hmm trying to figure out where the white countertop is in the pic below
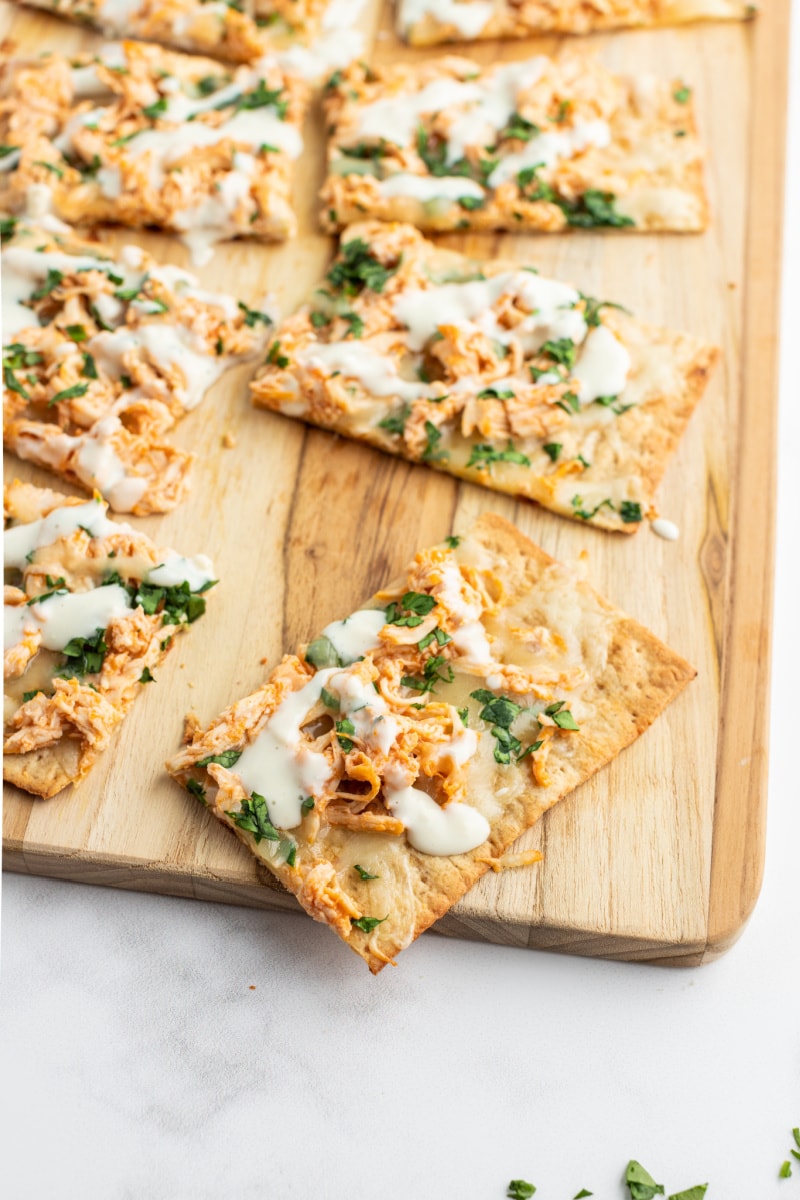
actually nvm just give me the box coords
[2,18,799,1200]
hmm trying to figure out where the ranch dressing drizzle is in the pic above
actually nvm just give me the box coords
[8,584,133,653]
[3,499,123,570]
[445,59,547,165]
[3,605,38,651]
[234,668,339,830]
[393,271,583,351]
[571,324,631,405]
[297,343,432,403]
[88,325,228,410]
[147,555,215,591]
[354,77,483,146]
[487,119,612,188]
[1,247,137,338]
[650,517,680,541]
[377,174,485,203]
[398,0,494,37]
[329,669,398,754]
[383,766,489,856]
[322,609,387,664]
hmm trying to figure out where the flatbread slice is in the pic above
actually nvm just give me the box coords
[167,512,696,972]
[397,0,756,43]
[12,0,366,76]
[0,40,308,258]
[320,54,708,234]
[251,222,718,533]
[4,480,217,798]
[2,218,270,513]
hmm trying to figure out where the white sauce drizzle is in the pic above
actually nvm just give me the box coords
[572,324,631,405]
[398,0,494,37]
[377,174,485,203]
[3,498,123,569]
[322,609,387,664]
[234,668,338,830]
[383,768,489,856]
[487,119,612,188]
[297,342,432,403]
[650,517,680,541]
[147,555,215,591]
[1,247,135,338]
[88,325,227,410]
[6,584,132,653]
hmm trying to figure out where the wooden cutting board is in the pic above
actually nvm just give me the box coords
[2,0,788,966]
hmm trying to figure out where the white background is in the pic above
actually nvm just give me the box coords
[1,15,798,1200]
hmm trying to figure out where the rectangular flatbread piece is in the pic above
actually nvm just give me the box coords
[321,55,708,234]
[251,222,719,533]
[397,0,756,43]
[2,217,271,513]
[0,40,308,257]
[11,0,366,75]
[167,512,696,972]
[4,480,216,799]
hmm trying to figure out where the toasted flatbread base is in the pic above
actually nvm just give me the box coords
[398,0,755,43]
[321,56,709,235]
[251,222,719,532]
[168,513,696,971]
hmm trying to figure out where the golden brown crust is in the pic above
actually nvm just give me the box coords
[3,481,214,799]
[399,0,755,43]
[251,222,719,533]
[167,512,695,972]
[321,56,709,236]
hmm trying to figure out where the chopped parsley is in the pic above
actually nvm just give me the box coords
[301,796,315,815]
[466,442,531,471]
[305,634,342,670]
[327,238,397,295]
[445,535,461,549]
[226,793,280,844]
[33,159,64,178]
[225,81,288,118]
[81,352,98,379]
[134,579,209,624]
[562,189,635,228]
[65,324,87,342]
[139,667,155,683]
[341,310,364,338]
[470,689,544,764]
[417,627,451,652]
[55,628,107,678]
[555,391,581,415]
[351,915,387,933]
[421,420,447,463]
[197,748,242,769]
[335,718,356,752]
[571,495,616,522]
[544,700,579,730]
[48,381,89,407]
[401,655,454,695]
[501,112,541,142]
[378,402,411,437]
[673,84,692,104]
[507,1182,536,1199]
[353,864,378,880]
[619,500,643,524]
[22,690,43,703]
[186,778,207,804]
[541,337,576,368]
[266,340,289,368]
[280,838,297,867]
[625,1161,665,1200]
[309,309,331,328]
[0,216,18,244]
[477,387,515,399]
[319,686,340,710]
[142,95,168,120]
[30,268,63,301]
[667,1188,707,1200]
[238,300,272,328]
[457,195,485,211]
[385,591,436,629]
[580,292,630,328]
[543,443,562,462]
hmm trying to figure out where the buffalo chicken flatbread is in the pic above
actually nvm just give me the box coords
[396,0,755,44]
[4,480,216,799]
[2,218,271,513]
[251,223,718,533]
[0,40,308,259]
[11,0,367,76]
[320,54,707,234]
[167,513,695,971]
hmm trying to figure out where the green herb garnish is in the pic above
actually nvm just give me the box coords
[466,442,531,471]
[197,748,242,769]
[327,238,397,295]
[353,864,378,880]
[351,915,387,933]
[507,1182,536,1199]
[227,793,280,844]
[625,1161,665,1200]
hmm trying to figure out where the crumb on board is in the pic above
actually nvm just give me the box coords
[222,431,237,449]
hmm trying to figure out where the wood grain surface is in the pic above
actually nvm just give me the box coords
[2,0,787,965]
